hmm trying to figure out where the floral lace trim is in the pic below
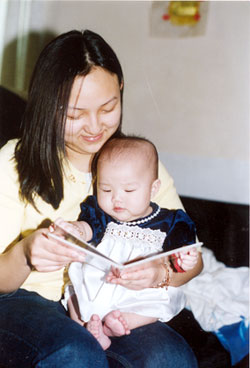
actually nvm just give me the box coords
[104,222,165,252]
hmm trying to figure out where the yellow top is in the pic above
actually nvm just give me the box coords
[0,139,183,301]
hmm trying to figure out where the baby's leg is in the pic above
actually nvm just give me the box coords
[103,310,157,337]
[86,314,111,350]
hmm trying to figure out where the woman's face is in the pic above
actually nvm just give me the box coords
[64,67,122,170]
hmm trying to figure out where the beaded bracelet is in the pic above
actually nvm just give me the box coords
[170,255,185,273]
[153,260,171,289]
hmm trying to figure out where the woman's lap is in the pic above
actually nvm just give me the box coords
[0,289,197,368]
[0,289,108,367]
[107,321,198,368]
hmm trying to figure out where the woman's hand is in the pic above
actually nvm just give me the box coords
[106,249,203,290]
[0,228,85,293]
[106,260,165,290]
[23,228,86,272]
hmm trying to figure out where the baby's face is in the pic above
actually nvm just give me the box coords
[97,155,157,222]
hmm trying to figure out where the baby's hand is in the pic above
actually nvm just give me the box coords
[50,218,85,239]
[175,248,198,271]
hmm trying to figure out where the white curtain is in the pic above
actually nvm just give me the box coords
[0,0,33,96]
[0,0,57,97]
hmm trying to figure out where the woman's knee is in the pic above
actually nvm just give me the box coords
[145,322,198,368]
[0,290,108,367]
[0,321,108,367]
[107,322,197,368]
[36,338,108,367]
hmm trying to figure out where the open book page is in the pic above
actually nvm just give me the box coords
[48,223,203,273]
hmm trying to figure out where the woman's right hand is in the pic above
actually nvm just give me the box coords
[23,228,86,272]
[0,228,86,294]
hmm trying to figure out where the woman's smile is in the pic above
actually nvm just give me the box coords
[81,132,104,143]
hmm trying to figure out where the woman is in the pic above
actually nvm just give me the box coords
[0,29,202,367]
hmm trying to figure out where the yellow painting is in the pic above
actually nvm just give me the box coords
[164,1,201,26]
[150,1,209,38]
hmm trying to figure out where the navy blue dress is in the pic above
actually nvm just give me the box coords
[78,195,196,252]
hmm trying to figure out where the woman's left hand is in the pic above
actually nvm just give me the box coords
[106,260,164,290]
[106,248,203,290]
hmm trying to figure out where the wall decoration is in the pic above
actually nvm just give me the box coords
[150,1,209,38]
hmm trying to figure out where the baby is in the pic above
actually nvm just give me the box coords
[55,136,199,349]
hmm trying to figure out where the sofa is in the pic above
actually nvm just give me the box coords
[169,196,249,368]
[0,86,25,148]
[0,86,249,367]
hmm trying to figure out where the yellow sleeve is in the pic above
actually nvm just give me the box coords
[0,140,92,300]
[153,161,184,211]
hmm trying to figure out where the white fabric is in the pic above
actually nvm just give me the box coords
[181,247,249,331]
[66,222,185,322]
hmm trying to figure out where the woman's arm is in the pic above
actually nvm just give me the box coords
[0,229,86,294]
[106,252,203,290]
[0,239,31,293]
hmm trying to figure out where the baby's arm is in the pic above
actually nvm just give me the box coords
[170,248,199,272]
[53,218,93,242]
[67,292,85,326]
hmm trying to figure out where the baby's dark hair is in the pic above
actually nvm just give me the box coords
[91,135,159,193]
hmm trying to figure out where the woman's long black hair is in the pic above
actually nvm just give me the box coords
[15,30,124,209]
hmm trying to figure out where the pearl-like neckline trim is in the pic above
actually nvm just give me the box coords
[117,205,160,226]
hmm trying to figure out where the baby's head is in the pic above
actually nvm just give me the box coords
[92,136,161,222]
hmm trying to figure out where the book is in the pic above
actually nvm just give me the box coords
[48,223,203,273]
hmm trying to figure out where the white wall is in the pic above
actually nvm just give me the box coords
[2,1,249,204]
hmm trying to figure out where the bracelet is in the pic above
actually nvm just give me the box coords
[170,255,185,273]
[153,260,171,289]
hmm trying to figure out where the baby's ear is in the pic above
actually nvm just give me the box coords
[151,179,161,199]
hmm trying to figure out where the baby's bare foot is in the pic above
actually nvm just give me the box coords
[103,310,131,337]
[86,314,111,350]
